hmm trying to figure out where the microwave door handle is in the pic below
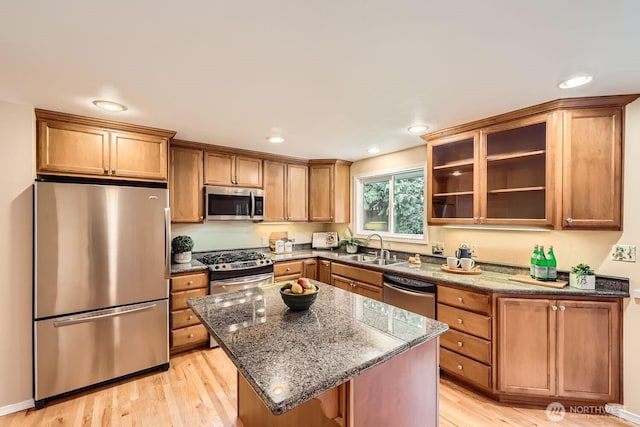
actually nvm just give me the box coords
[250,192,255,218]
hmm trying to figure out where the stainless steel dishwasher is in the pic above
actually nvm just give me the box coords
[382,273,436,319]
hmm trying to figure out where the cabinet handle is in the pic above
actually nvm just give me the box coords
[551,305,558,311]
[479,217,485,223]
[457,318,463,324]
[457,297,463,302]
[188,333,194,339]
[188,315,193,320]
[103,167,108,174]
[457,341,463,347]
[111,168,116,174]
[559,305,566,311]
[473,217,478,223]
[566,217,573,224]
[457,364,463,370]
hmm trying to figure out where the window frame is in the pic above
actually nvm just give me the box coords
[353,164,427,243]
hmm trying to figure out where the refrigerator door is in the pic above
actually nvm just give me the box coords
[35,300,169,401]
[35,181,170,319]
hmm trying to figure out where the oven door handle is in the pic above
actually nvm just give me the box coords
[212,274,274,287]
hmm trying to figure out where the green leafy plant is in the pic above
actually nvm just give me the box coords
[172,235,194,254]
[340,227,366,247]
[571,263,594,276]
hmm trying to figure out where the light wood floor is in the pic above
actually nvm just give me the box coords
[0,348,633,427]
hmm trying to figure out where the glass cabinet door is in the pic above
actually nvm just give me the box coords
[427,131,479,223]
[481,113,553,225]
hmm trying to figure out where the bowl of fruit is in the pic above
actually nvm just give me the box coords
[280,278,319,311]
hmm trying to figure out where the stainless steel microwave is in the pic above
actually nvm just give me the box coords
[205,186,264,221]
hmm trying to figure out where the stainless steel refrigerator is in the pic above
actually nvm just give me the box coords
[33,181,170,408]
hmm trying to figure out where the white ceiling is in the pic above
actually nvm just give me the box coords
[1,1,639,161]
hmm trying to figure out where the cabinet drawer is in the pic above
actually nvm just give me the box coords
[171,272,209,292]
[440,348,491,389]
[171,324,208,348]
[171,288,208,311]
[274,260,303,277]
[331,262,383,287]
[437,303,491,340]
[440,329,491,365]
[438,286,490,314]
[171,308,201,330]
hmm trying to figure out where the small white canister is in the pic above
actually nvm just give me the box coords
[285,240,293,253]
[275,240,285,254]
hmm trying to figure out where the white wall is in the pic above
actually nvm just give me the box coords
[346,99,640,415]
[0,100,35,412]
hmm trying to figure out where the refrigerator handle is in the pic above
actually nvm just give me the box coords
[165,207,171,279]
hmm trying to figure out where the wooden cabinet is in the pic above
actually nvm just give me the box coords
[427,113,555,226]
[170,271,209,354]
[330,262,383,301]
[204,152,262,188]
[424,95,639,229]
[36,109,174,182]
[274,260,304,282]
[169,146,203,223]
[303,258,318,281]
[319,259,331,284]
[308,160,351,223]
[264,161,308,221]
[497,297,621,402]
[437,284,492,391]
[559,108,623,229]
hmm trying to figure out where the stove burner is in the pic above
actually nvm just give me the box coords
[196,251,272,271]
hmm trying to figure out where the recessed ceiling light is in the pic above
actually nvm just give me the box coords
[407,124,429,133]
[558,74,593,89]
[267,136,285,143]
[367,147,380,154]
[92,100,127,112]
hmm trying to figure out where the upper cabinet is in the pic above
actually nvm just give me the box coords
[170,146,203,223]
[308,160,352,223]
[36,109,175,182]
[264,160,308,222]
[204,152,262,188]
[424,95,639,229]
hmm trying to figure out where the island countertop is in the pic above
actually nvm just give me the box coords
[188,280,449,415]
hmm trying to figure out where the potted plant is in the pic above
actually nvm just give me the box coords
[569,263,596,290]
[172,235,194,264]
[340,227,365,254]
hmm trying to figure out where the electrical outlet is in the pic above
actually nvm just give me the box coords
[261,236,268,245]
[611,244,636,262]
[470,245,478,258]
[432,242,444,255]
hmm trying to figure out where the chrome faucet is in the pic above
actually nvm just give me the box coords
[366,233,389,259]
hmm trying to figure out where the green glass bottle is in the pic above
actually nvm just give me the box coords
[530,245,539,278]
[535,245,548,281]
[547,246,557,281]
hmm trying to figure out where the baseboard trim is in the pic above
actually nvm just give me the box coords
[606,404,640,425]
[0,399,34,416]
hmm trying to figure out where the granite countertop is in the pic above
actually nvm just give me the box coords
[188,281,449,415]
[171,249,629,297]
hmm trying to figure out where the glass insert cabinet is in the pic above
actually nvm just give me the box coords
[427,113,555,226]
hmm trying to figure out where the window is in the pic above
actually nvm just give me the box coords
[354,166,425,241]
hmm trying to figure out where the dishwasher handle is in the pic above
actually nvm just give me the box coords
[383,282,436,318]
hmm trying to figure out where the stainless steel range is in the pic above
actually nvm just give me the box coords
[195,250,274,347]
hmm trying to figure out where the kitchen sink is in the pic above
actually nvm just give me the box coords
[363,258,407,266]
[338,254,377,262]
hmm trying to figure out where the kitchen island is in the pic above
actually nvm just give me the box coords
[188,281,448,427]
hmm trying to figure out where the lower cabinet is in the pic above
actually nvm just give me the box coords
[303,258,318,281]
[319,259,331,284]
[170,271,209,354]
[274,258,318,282]
[330,262,383,301]
[497,297,621,402]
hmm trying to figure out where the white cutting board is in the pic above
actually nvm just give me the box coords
[312,232,339,248]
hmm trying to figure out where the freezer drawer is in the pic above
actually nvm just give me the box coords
[34,300,169,402]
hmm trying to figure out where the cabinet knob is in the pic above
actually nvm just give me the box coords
[199,216,204,221]
[103,167,108,174]
[351,283,355,287]
[551,305,558,311]
[457,341,463,347]
[457,297,463,302]
[566,217,573,224]
[479,217,485,223]
[457,364,463,370]
[188,333,194,339]
[187,280,194,285]
[188,315,193,320]
[457,318,463,324]
[286,268,291,272]
[473,217,478,223]
[111,168,116,174]
[559,305,566,311]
